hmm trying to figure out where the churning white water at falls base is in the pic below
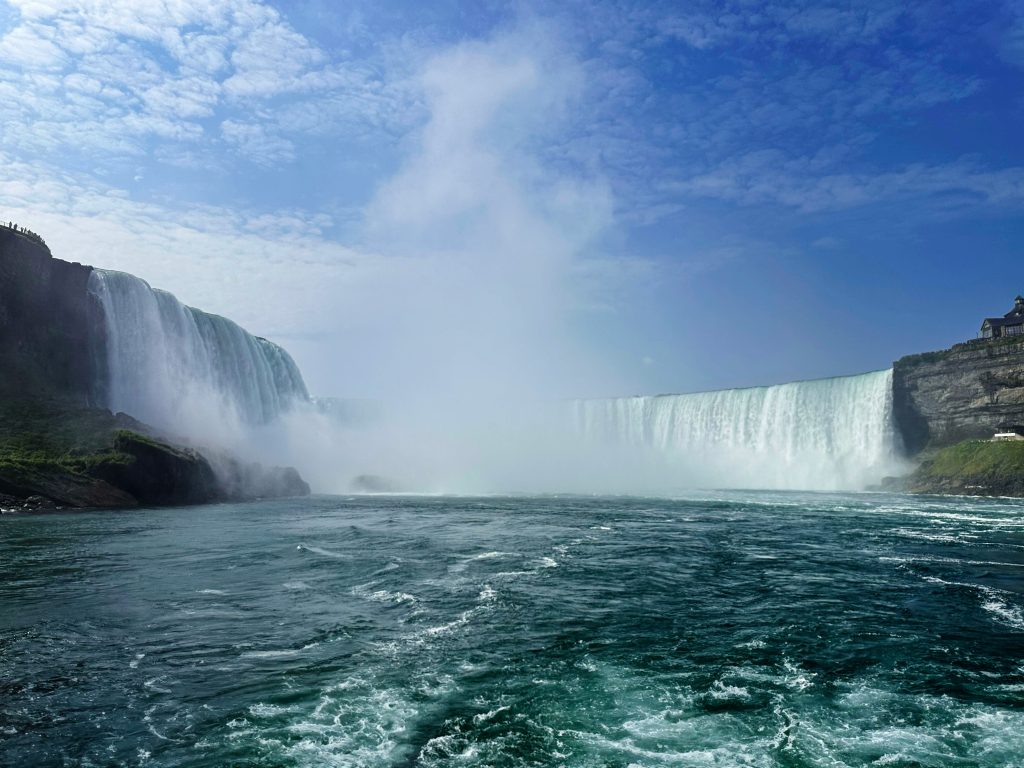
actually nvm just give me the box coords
[572,369,904,491]
[88,269,308,436]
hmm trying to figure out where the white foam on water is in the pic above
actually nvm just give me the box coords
[143,677,172,694]
[351,584,418,605]
[980,593,1024,631]
[449,551,519,574]
[240,649,301,659]
[229,671,459,768]
[472,705,510,724]
[781,660,815,692]
[249,703,295,717]
[917,575,1024,631]
[737,639,767,649]
[296,544,351,560]
[477,585,497,602]
[706,680,750,702]
[421,608,478,638]
[881,554,1024,569]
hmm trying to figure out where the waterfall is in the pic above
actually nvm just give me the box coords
[572,370,903,491]
[88,269,308,433]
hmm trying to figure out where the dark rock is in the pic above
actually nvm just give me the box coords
[1,229,312,510]
[0,399,310,509]
[872,476,909,492]
[0,459,137,508]
[91,430,311,506]
[91,431,221,506]
[0,227,105,403]
[208,453,311,500]
[351,474,401,493]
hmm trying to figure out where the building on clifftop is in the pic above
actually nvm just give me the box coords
[980,295,1024,339]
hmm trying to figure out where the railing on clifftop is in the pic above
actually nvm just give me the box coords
[2,220,48,250]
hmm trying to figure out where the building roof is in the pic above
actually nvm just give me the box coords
[982,316,1024,328]
[980,296,1024,329]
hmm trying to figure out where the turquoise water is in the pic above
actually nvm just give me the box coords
[2,493,1023,767]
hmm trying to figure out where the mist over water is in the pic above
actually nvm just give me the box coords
[87,268,908,494]
[254,372,906,495]
[82,30,911,496]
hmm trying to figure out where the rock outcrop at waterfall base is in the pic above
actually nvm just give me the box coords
[0,227,310,510]
[0,398,310,511]
[897,439,1024,497]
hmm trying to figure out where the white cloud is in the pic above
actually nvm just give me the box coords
[0,0,407,166]
[0,22,64,67]
[669,153,1024,213]
[0,14,631,403]
[351,25,618,402]
[0,149,363,347]
[221,119,294,164]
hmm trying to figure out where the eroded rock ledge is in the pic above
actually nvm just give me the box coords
[893,337,1024,454]
[0,399,309,511]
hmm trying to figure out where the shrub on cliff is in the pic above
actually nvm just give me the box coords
[908,440,1024,496]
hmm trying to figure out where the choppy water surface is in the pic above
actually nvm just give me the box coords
[2,493,1023,767]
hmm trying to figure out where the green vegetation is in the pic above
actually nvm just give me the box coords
[0,398,143,471]
[0,398,144,506]
[0,397,308,508]
[896,348,954,367]
[908,439,1024,496]
[896,336,1024,369]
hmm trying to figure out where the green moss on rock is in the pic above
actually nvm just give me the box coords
[906,439,1024,496]
[0,398,310,509]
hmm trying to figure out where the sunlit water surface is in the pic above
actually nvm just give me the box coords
[2,493,1023,767]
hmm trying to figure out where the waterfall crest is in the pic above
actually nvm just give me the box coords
[88,269,308,432]
[573,369,903,491]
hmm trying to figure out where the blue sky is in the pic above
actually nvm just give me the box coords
[0,0,1022,398]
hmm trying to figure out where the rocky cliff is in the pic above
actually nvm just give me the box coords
[0,396,310,510]
[892,337,1024,454]
[0,227,311,508]
[0,227,104,401]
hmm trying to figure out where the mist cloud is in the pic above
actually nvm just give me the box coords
[337,25,614,405]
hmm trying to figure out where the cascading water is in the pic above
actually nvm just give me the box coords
[88,269,308,434]
[572,369,904,491]
[84,268,904,494]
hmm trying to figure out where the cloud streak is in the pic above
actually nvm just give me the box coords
[0,0,408,166]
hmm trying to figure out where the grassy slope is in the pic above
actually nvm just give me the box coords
[909,440,1024,495]
[0,398,136,466]
[0,399,143,505]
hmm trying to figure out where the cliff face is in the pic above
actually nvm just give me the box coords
[0,228,311,508]
[893,338,1024,454]
[0,228,104,401]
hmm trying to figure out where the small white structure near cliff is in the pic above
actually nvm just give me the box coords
[992,427,1024,441]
